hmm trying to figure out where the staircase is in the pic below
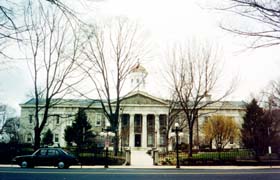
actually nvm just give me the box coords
[130,150,154,167]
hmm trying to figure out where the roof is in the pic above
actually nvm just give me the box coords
[168,99,246,111]
[20,93,246,110]
[21,98,102,108]
[120,91,169,106]
[207,101,247,110]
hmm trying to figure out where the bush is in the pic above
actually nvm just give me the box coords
[0,143,33,164]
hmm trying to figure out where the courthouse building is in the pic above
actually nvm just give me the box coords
[19,64,246,150]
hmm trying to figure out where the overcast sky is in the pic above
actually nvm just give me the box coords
[1,0,279,113]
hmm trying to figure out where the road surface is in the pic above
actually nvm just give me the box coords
[0,167,279,180]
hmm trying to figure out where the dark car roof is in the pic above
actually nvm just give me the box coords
[38,147,63,150]
[36,147,68,153]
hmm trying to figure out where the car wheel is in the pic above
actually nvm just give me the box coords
[20,161,28,168]
[58,161,66,169]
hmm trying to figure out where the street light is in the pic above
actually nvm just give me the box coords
[268,127,272,167]
[171,122,183,168]
[100,127,115,168]
[218,142,222,160]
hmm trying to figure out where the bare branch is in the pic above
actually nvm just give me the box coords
[79,18,147,155]
[166,41,235,156]
[24,3,84,149]
[220,0,280,48]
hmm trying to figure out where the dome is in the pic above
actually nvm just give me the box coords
[131,63,148,74]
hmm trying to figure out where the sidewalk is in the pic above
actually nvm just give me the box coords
[3,164,280,169]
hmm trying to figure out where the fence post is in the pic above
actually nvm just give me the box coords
[124,148,131,165]
[153,149,159,165]
[152,147,156,158]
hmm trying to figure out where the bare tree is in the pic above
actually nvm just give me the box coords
[262,80,280,108]
[221,0,280,48]
[0,104,17,132]
[81,18,146,155]
[24,3,84,150]
[167,42,234,157]
[164,92,181,153]
[2,117,20,143]
[0,0,80,58]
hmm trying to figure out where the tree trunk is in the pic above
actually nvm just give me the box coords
[188,128,193,157]
[165,133,169,153]
[34,127,41,151]
[114,133,119,156]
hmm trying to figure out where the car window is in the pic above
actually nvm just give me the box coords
[38,149,47,156]
[61,149,69,155]
[47,149,59,156]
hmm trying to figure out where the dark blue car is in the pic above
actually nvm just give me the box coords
[12,148,79,169]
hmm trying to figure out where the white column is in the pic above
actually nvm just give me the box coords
[129,114,135,148]
[142,114,147,148]
[155,114,160,148]
[168,136,173,151]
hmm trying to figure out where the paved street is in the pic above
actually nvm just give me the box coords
[0,167,280,180]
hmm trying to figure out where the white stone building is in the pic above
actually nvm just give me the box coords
[19,65,246,150]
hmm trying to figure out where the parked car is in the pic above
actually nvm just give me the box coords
[12,147,79,169]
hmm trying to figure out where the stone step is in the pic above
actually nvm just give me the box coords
[130,150,154,166]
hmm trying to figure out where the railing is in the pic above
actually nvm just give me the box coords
[159,149,258,165]
[73,149,126,165]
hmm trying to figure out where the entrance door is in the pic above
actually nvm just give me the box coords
[135,134,141,147]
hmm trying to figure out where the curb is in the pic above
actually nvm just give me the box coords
[2,164,280,169]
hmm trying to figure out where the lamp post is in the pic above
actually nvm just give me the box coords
[218,142,222,160]
[100,127,115,168]
[268,127,272,168]
[171,122,183,168]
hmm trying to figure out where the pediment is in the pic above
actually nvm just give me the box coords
[120,92,168,106]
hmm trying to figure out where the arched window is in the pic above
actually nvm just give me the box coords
[27,133,33,143]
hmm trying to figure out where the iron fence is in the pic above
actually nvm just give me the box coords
[67,147,126,165]
[158,149,279,165]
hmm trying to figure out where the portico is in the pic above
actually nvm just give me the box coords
[121,113,167,150]
[118,91,169,150]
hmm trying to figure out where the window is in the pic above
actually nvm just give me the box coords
[147,133,154,146]
[54,134,59,143]
[134,114,142,133]
[54,115,59,125]
[147,115,155,133]
[29,115,33,124]
[47,149,58,156]
[159,115,167,127]
[204,116,210,122]
[27,134,32,142]
[230,136,234,144]
[67,120,72,126]
[148,119,154,127]
[39,149,47,156]
[95,114,102,126]
[67,115,72,126]
[134,114,142,126]
[160,134,166,146]
[136,119,141,126]
[121,114,129,127]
